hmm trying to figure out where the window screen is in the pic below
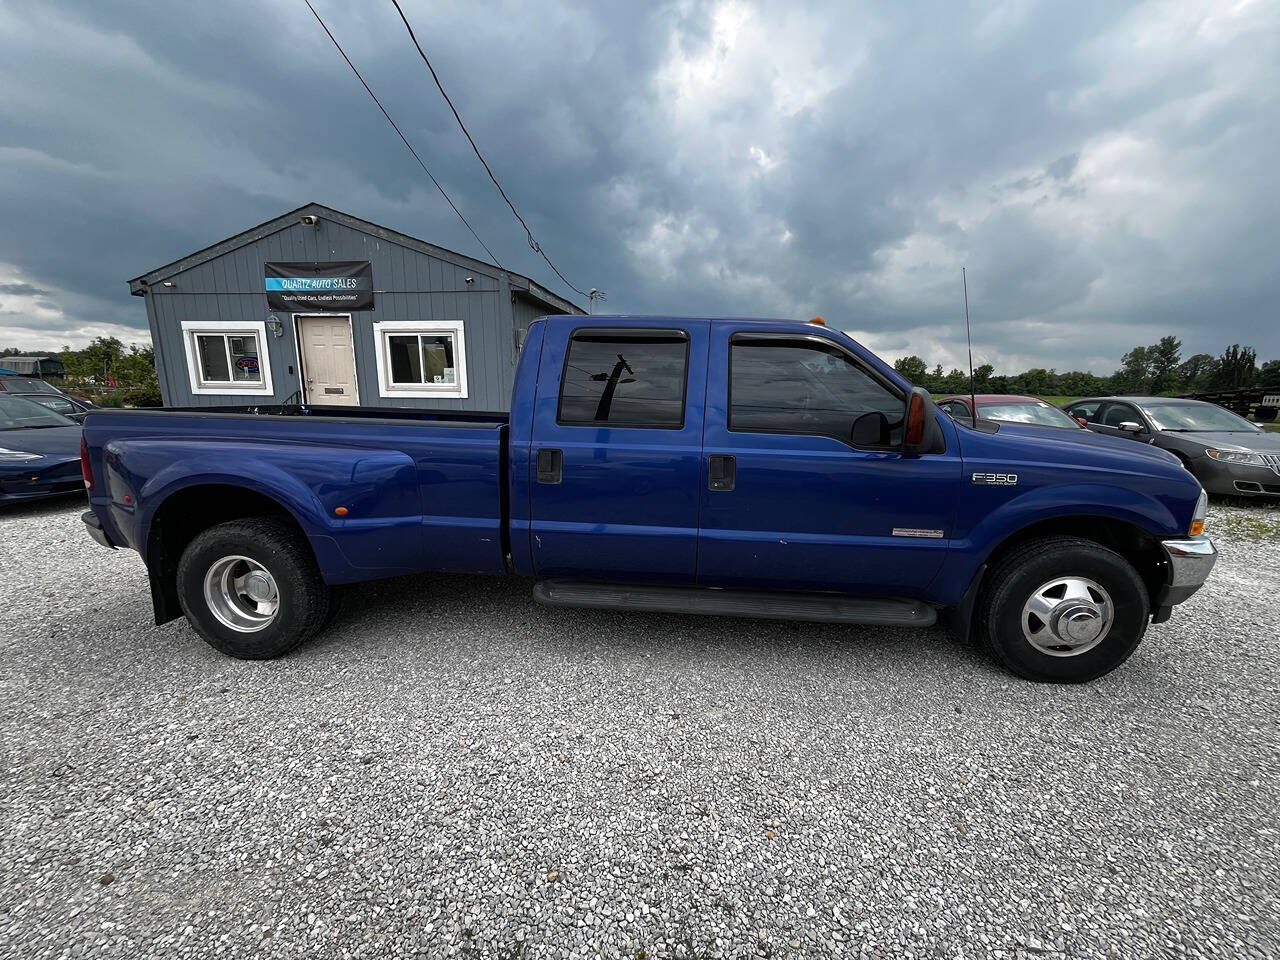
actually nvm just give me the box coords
[730,337,904,446]
[196,335,231,383]
[387,333,458,386]
[558,332,688,427]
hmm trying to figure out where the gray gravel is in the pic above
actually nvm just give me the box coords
[1,494,1277,959]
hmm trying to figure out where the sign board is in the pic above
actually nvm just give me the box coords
[264,261,373,311]
[1263,394,1280,408]
[235,355,259,371]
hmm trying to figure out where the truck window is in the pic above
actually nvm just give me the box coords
[558,330,688,428]
[730,336,904,447]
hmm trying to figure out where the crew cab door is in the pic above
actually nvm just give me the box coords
[697,323,961,594]
[528,318,709,581]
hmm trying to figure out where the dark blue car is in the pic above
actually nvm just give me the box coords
[0,394,84,503]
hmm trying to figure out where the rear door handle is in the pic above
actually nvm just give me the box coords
[536,448,563,484]
[708,454,735,491]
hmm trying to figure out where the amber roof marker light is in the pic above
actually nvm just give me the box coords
[809,316,826,326]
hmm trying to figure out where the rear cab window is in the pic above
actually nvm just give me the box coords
[557,330,689,428]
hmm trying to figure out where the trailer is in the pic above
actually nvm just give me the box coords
[1182,387,1280,422]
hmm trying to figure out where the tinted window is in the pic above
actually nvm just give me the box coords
[558,331,688,428]
[1068,401,1102,422]
[1100,403,1139,428]
[730,337,904,446]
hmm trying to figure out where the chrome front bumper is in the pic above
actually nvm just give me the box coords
[1152,536,1217,620]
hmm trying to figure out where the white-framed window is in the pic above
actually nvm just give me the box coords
[372,320,468,399]
[180,320,274,395]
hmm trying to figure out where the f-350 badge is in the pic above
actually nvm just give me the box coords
[971,471,1019,485]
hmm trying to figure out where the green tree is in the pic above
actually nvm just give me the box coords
[1147,336,1182,394]
[114,344,157,388]
[1114,345,1152,393]
[63,336,125,381]
[1176,354,1217,392]
[893,355,929,384]
[1259,359,1280,389]
[1209,344,1257,390]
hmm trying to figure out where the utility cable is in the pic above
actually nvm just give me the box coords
[389,0,587,301]
[303,0,503,268]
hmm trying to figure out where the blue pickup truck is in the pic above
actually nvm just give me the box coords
[81,316,1216,682]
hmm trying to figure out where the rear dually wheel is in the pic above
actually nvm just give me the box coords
[175,517,331,659]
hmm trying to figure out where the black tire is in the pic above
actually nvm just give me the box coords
[977,536,1149,683]
[175,517,331,659]
[1255,406,1278,423]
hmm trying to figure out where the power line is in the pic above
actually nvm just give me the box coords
[389,0,588,301]
[302,0,502,268]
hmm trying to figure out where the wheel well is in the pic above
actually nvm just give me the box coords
[146,484,307,625]
[983,516,1166,605]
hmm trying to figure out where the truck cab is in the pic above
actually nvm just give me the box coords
[82,315,1216,683]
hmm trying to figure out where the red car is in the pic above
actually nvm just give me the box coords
[937,394,1083,430]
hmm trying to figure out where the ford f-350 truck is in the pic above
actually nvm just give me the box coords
[81,316,1216,682]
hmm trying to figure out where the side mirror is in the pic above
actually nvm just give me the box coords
[903,386,938,454]
[851,411,890,446]
[1074,416,1089,428]
[1118,421,1144,434]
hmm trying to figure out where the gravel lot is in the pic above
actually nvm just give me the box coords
[1,496,1277,959]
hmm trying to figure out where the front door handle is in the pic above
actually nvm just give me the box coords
[536,448,563,484]
[708,454,736,491]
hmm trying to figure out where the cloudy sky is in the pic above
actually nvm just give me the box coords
[0,0,1276,374]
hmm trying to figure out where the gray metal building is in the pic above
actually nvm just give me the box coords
[129,202,584,411]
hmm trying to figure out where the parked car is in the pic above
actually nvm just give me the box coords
[82,316,1215,683]
[0,394,85,503]
[0,375,96,408]
[22,392,93,422]
[938,394,1083,430]
[1064,396,1280,498]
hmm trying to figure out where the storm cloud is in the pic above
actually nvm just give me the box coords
[0,0,1276,372]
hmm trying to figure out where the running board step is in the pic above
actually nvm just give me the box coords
[532,580,936,627]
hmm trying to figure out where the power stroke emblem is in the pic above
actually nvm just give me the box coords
[972,471,1019,486]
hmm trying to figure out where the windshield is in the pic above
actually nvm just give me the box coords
[0,393,77,429]
[0,377,58,395]
[1142,402,1256,432]
[977,401,1080,429]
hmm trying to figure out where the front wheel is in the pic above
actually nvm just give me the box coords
[977,536,1149,683]
[175,517,331,659]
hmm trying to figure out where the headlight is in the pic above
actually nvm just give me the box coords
[0,448,43,462]
[1189,488,1207,537]
[1205,449,1266,465]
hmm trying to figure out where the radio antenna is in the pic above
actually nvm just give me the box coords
[963,266,976,420]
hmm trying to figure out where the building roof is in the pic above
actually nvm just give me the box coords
[127,201,584,316]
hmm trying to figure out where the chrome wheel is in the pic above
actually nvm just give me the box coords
[202,555,280,633]
[1021,576,1114,658]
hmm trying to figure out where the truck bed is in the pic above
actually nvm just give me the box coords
[83,405,511,586]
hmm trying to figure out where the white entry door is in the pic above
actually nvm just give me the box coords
[297,315,359,406]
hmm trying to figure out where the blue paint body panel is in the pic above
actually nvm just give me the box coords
[83,317,1204,614]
